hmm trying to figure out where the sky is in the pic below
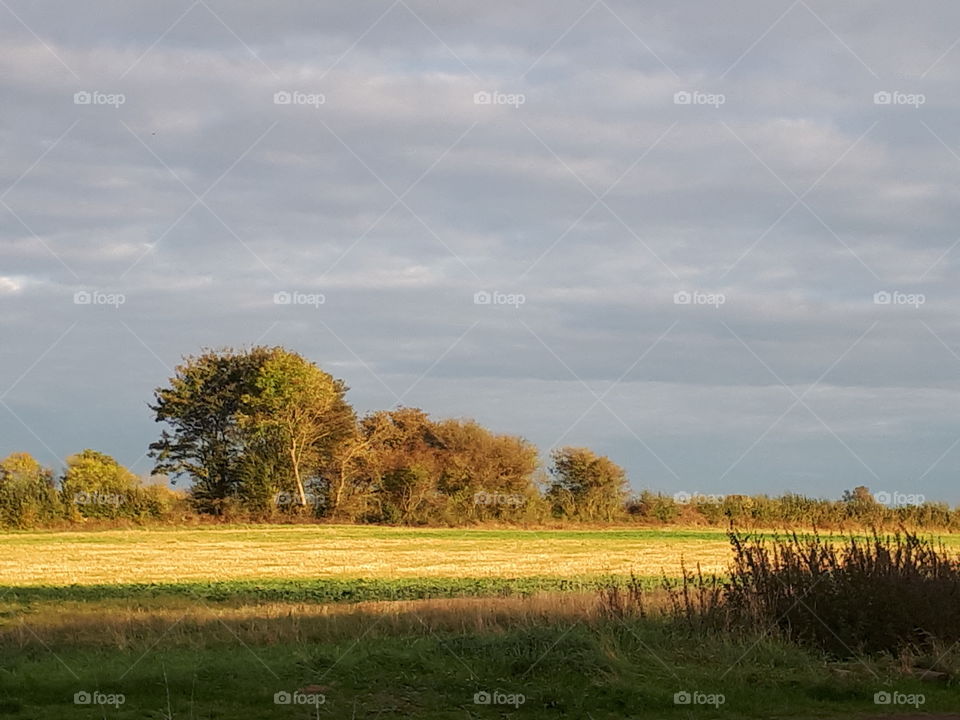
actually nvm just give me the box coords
[2,1,960,504]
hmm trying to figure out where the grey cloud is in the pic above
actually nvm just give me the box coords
[3,0,960,500]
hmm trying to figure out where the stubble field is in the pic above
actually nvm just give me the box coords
[0,525,738,586]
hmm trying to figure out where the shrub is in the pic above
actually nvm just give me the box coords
[725,531,960,656]
[632,530,960,658]
[0,453,62,528]
[61,450,183,522]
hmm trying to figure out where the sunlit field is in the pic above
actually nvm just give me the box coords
[0,525,742,586]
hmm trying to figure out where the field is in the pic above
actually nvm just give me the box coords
[3,525,960,718]
[0,525,740,586]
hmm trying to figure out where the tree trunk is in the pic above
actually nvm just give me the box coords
[291,442,307,507]
[333,466,345,516]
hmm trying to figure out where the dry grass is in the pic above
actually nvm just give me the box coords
[3,592,601,648]
[0,525,734,585]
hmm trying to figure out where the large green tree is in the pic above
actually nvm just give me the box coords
[150,348,271,512]
[149,346,354,513]
[238,349,354,509]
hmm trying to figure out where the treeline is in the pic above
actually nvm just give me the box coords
[0,450,180,527]
[627,488,960,531]
[1,447,957,530]
[146,346,627,525]
[0,345,956,530]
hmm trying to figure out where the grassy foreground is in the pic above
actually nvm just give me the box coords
[4,525,960,718]
[3,594,957,719]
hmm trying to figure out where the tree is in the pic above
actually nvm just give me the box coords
[238,349,354,510]
[841,484,882,525]
[354,407,443,523]
[842,486,874,504]
[0,452,61,527]
[149,346,354,514]
[61,449,141,519]
[432,418,541,521]
[546,447,628,521]
[320,431,377,521]
[337,409,544,524]
[150,347,274,512]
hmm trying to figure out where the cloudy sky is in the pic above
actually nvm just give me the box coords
[2,1,960,503]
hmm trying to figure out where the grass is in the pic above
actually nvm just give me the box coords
[4,525,960,718]
[3,593,958,719]
[0,575,639,607]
